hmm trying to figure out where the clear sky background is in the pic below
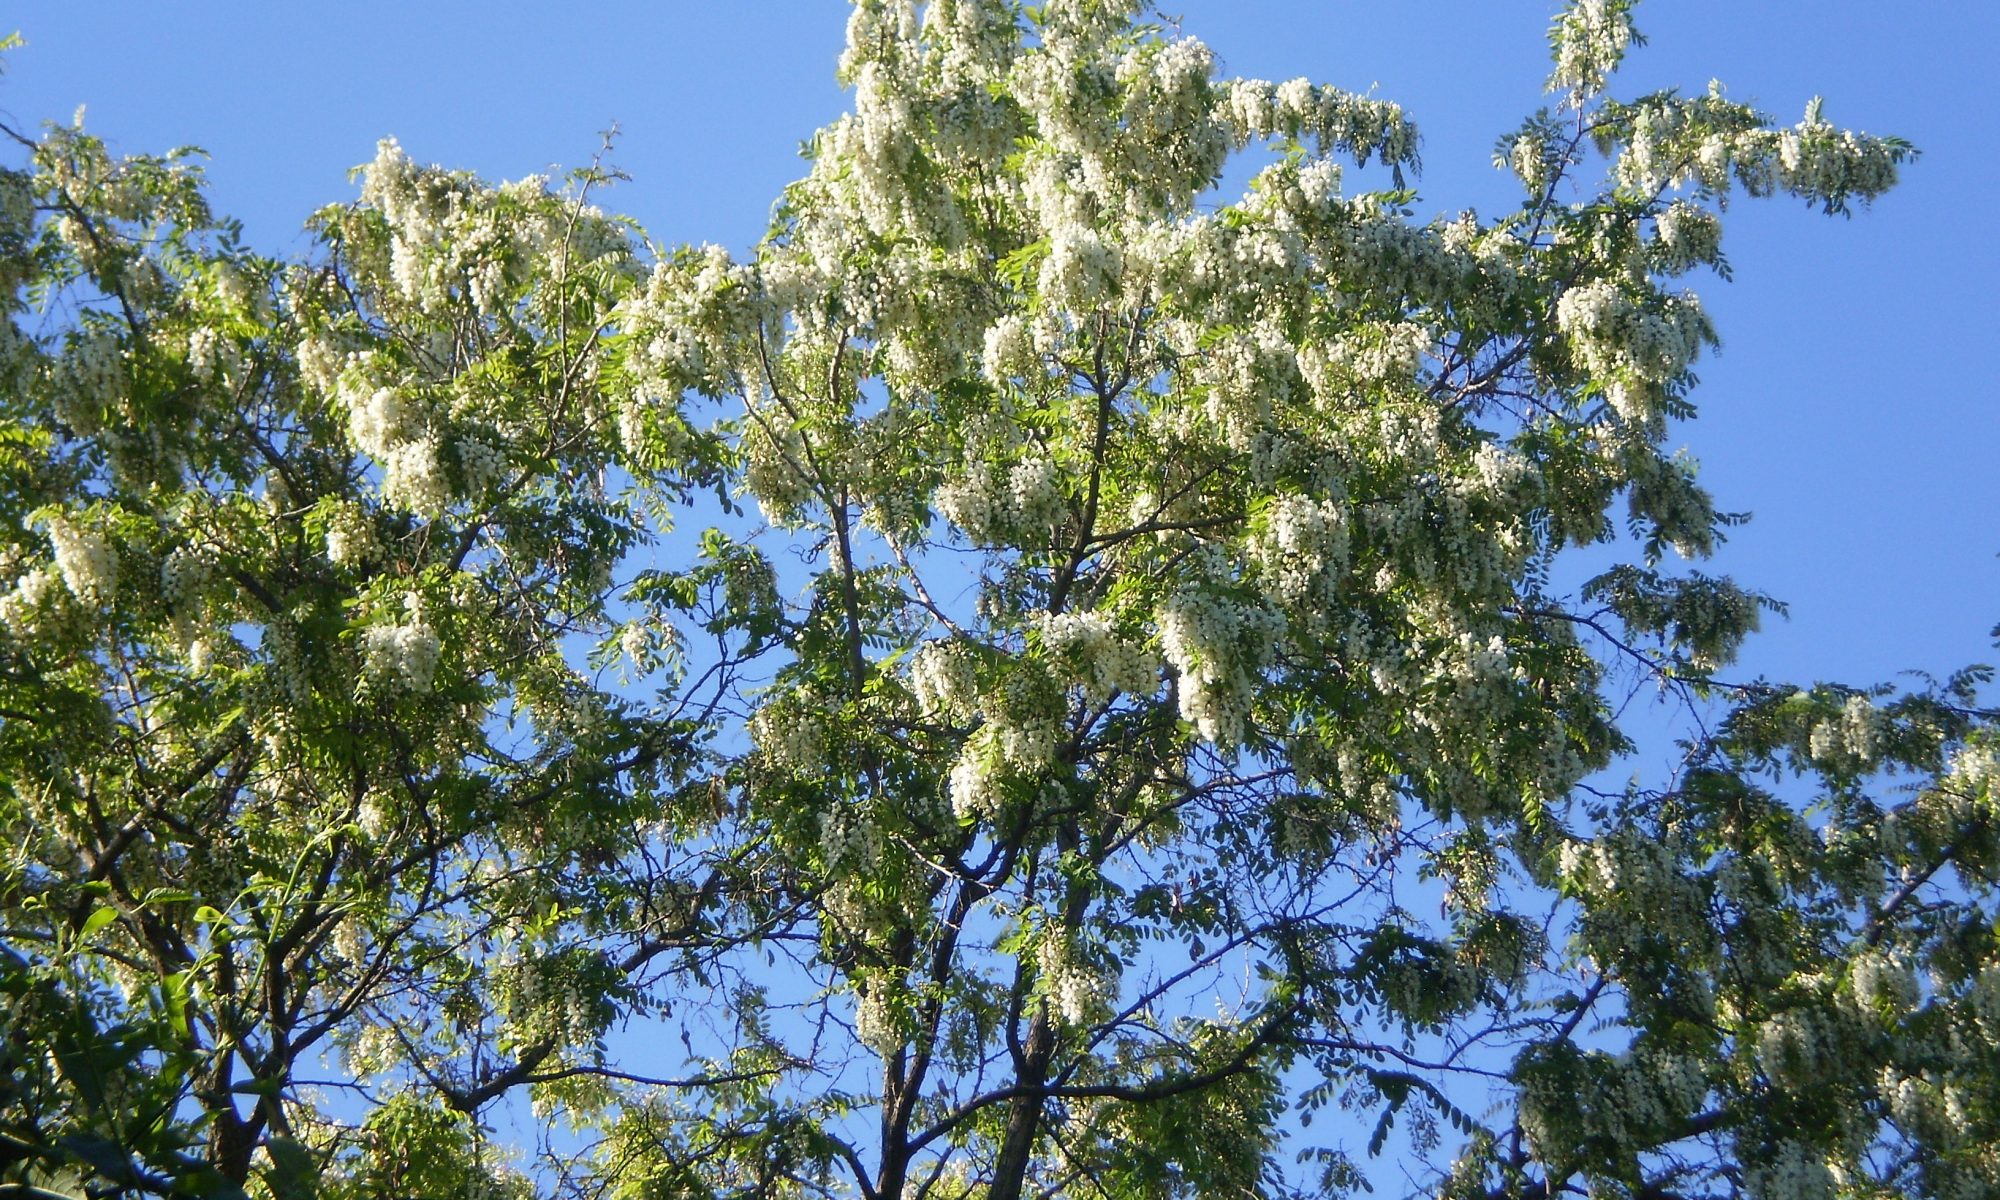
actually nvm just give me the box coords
[4,1,1995,694]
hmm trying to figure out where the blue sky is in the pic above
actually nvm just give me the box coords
[5,1,1995,692]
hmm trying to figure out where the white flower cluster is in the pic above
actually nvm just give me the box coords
[357,789,396,840]
[818,804,883,871]
[340,368,458,516]
[1158,214,1309,324]
[843,62,926,235]
[261,617,311,706]
[825,0,1014,248]
[0,567,61,639]
[40,129,156,222]
[159,556,212,664]
[740,410,819,526]
[184,325,245,387]
[948,740,1000,820]
[261,468,293,519]
[1037,933,1119,1026]
[848,62,932,238]
[1007,458,1065,530]
[819,876,887,939]
[983,664,1065,769]
[1757,1004,1853,1092]
[910,639,981,721]
[1876,1066,1982,1162]
[1760,99,1905,209]
[1362,403,1442,472]
[1039,219,1123,311]
[1519,1046,1708,1166]
[1191,321,1297,452]
[750,701,827,775]
[916,0,1017,88]
[1612,101,1678,197]
[1433,631,1523,726]
[1333,321,1431,389]
[1034,610,1159,702]
[382,439,450,517]
[1560,832,1715,964]
[1808,694,1882,772]
[507,954,606,1050]
[934,418,1068,547]
[1547,0,1634,101]
[456,437,506,496]
[358,137,593,318]
[1970,963,2000,1046]
[1652,199,1723,273]
[1472,441,1542,505]
[980,314,1038,386]
[616,618,678,679]
[324,502,379,567]
[618,245,752,405]
[293,329,347,398]
[342,1022,402,1081]
[1111,37,1229,212]
[1008,53,1119,188]
[854,985,904,1057]
[48,515,119,605]
[1613,91,1907,215]
[361,593,441,695]
[1509,132,1550,192]
[1222,78,1416,166]
[1251,493,1349,611]
[1301,205,1504,325]
[1556,280,1712,426]
[1847,947,1918,1016]
[324,919,370,981]
[1376,947,1480,1028]
[1740,1140,1836,1200]
[49,208,112,280]
[1515,1044,1714,1186]
[159,547,211,619]
[1159,584,1284,747]
[1939,738,1998,818]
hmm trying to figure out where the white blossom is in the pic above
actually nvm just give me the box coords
[48,516,118,605]
[1548,0,1635,101]
[1159,584,1284,747]
[324,503,379,567]
[911,639,981,720]
[1034,611,1159,701]
[0,567,61,638]
[361,593,441,694]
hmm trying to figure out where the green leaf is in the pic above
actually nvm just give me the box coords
[162,970,193,1040]
[80,905,118,939]
[1367,1109,1393,1157]
[261,1136,319,1200]
[58,1133,141,1185]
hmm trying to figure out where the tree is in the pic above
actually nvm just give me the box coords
[0,56,743,1196]
[0,4,1992,1199]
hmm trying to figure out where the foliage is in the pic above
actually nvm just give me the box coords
[0,5,1988,1199]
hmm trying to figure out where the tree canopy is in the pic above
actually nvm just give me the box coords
[1,5,1994,1200]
